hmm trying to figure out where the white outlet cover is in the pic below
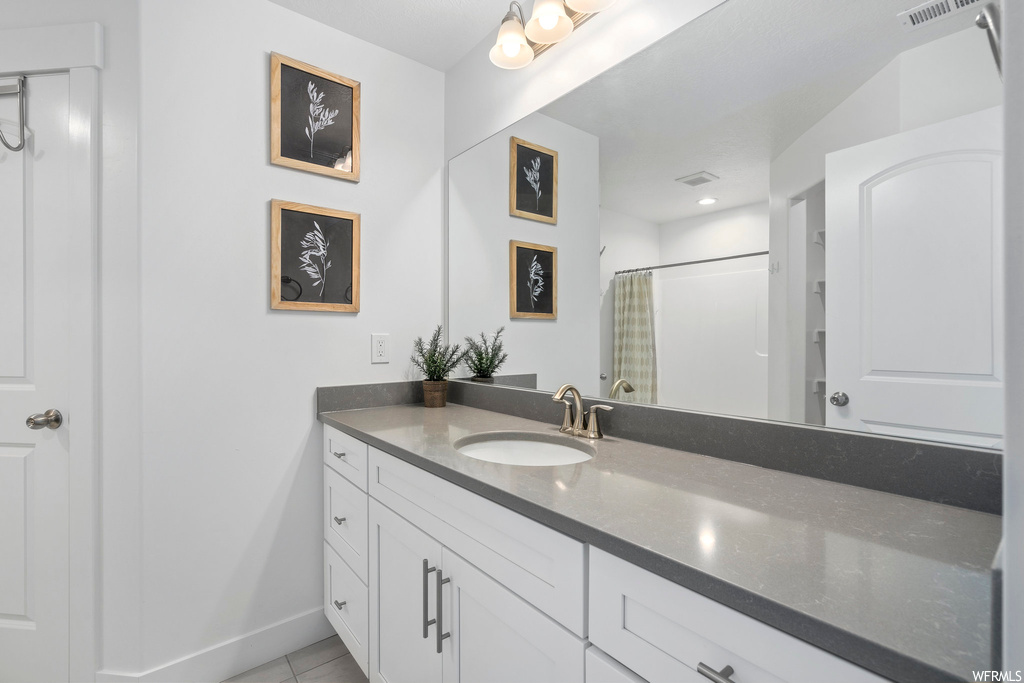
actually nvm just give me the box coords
[371,333,390,364]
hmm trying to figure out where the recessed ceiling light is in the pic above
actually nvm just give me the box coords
[697,197,718,206]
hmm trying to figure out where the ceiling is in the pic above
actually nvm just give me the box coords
[267,0,510,72]
[539,0,982,224]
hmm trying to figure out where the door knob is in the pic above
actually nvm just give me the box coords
[829,392,850,407]
[26,409,62,430]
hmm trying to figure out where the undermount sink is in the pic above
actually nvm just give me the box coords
[452,431,595,466]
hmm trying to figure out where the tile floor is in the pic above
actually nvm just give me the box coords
[222,635,367,683]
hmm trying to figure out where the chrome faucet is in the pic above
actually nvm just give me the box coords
[553,384,584,436]
[552,384,613,439]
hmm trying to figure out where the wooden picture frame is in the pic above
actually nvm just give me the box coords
[509,240,557,319]
[509,137,558,224]
[271,52,361,182]
[271,199,360,312]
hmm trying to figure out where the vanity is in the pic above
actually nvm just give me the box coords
[317,393,1000,683]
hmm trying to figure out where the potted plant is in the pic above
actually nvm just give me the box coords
[411,325,466,408]
[464,327,509,383]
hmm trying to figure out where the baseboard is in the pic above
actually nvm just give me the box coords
[95,607,334,683]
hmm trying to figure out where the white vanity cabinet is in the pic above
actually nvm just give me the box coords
[589,548,887,683]
[322,425,370,674]
[368,499,585,683]
[321,422,890,683]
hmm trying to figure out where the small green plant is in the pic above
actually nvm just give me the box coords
[464,327,509,379]
[411,325,466,381]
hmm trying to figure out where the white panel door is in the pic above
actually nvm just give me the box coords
[368,500,443,683]
[440,548,585,683]
[826,107,1003,447]
[0,74,71,682]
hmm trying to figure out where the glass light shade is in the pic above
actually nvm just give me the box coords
[525,0,573,44]
[564,0,616,12]
[489,15,534,69]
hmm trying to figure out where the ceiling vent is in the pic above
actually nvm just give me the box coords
[676,171,719,188]
[898,0,983,31]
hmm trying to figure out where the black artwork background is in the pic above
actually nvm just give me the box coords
[514,144,555,218]
[514,246,554,314]
[280,209,353,304]
[280,63,353,168]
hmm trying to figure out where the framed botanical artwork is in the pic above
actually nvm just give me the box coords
[509,240,557,319]
[509,137,558,224]
[271,52,361,182]
[271,199,360,312]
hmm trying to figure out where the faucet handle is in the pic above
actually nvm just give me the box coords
[584,404,613,439]
[558,399,575,434]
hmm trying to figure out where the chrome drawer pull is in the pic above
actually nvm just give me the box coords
[333,516,346,525]
[697,663,735,683]
[332,451,346,459]
[333,600,347,610]
[436,570,451,654]
[423,559,436,639]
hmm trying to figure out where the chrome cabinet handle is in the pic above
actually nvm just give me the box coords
[436,569,451,653]
[332,451,346,459]
[333,599,346,610]
[829,391,850,407]
[697,663,735,683]
[333,516,346,525]
[423,559,436,639]
[26,409,62,430]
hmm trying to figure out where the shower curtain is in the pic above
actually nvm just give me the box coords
[613,271,658,404]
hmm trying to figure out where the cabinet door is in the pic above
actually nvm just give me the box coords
[585,648,658,683]
[369,499,443,683]
[441,548,585,683]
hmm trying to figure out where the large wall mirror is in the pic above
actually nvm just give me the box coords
[448,0,1005,450]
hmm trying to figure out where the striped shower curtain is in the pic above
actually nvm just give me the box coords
[613,272,658,404]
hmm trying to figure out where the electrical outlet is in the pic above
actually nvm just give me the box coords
[371,333,390,364]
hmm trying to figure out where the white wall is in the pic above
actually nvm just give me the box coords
[660,202,769,262]
[767,27,1003,422]
[598,207,660,397]
[443,0,727,160]
[135,1,444,678]
[449,113,600,396]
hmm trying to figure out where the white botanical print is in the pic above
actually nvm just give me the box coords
[527,254,544,309]
[299,221,332,298]
[524,156,542,211]
[304,81,339,158]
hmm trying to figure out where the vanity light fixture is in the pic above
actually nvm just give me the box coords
[698,197,718,206]
[490,0,616,69]
[489,2,535,69]
[526,0,574,44]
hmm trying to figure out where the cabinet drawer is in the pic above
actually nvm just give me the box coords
[324,465,369,583]
[325,542,368,675]
[369,447,586,637]
[323,424,368,491]
[589,548,886,683]
[586,647,659,683]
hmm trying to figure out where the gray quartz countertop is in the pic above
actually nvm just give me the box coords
[319,404,1000,683]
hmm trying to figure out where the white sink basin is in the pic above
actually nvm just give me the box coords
[453,431,594,466]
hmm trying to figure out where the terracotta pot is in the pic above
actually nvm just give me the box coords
[471,376,495,384]
[423,380,448,408]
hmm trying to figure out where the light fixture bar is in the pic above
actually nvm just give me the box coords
[529,8,595,58]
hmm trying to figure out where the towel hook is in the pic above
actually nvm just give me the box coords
[0,76,26,152]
